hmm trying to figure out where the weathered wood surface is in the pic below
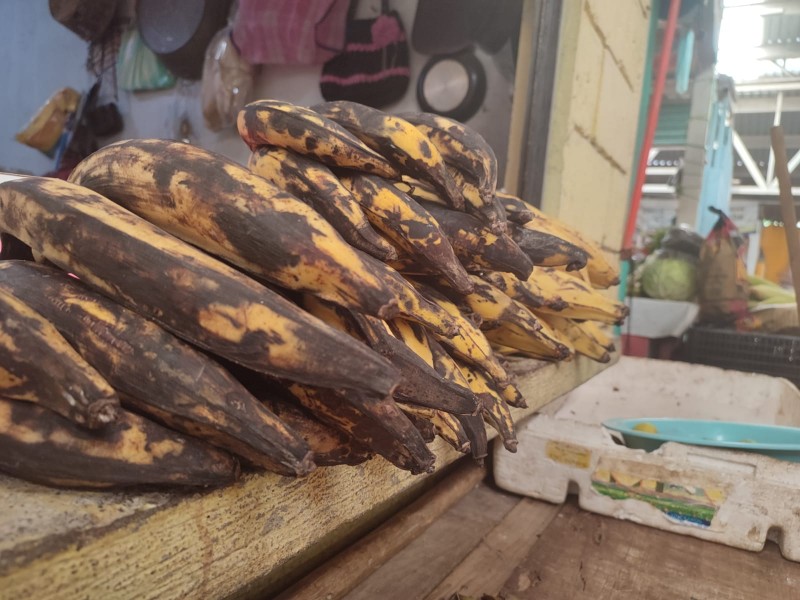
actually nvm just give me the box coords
[0,356,612,600]
[279,460,488,600]
[500,500,800,599]
[344,491,800,600]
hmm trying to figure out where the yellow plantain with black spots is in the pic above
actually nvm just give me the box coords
[575,320,616,352]
[484,318,573,361]
[454,359,517,453]
[248,145,397,261]
[237,99,398,177]
[494,191,534,225]
[427,335,487,460]
[481,270,569,312]
[454,274,544,333]
[0,288,119,429]
[313,101,465,210]
[0,261,314,476]
[506,221,588,271]
[409,280,511,385]
[403,407,437,443]
[349,312,480,416]
[341,174,474,294]
[536,313,610,363]
[398,403,471,454]
[0,399,239,488]
[259,395,373,467]
[418,201,533,279]
[399,112,497,208]
[69,139,400,319]
[285,382,435,474]
[527,267,629,324]
[313,253,458,339]
[519,199,620,288]
[0,177,399,397]
[445,165,505,233]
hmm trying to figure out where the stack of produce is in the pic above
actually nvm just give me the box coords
[0,100,626,489]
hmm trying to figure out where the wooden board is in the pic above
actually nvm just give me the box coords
[0,356,613,600]
[344,483,522,600]
[500,500,800,599]
[425,498,560,600]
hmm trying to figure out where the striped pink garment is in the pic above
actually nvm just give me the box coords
[232,0,350,65]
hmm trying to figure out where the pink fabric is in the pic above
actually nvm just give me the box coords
[320,66,410,85]
[233,0,350,65]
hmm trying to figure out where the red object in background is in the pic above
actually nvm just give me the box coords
[622,0,682,253]
[622,334,682,360]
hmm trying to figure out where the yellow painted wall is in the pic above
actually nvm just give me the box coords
[540,0,651,270]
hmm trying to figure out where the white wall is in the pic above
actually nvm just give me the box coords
[0,0,514,176]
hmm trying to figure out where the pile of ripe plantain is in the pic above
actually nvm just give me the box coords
[0,100,627,489]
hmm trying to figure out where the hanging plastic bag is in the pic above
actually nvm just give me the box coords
[696,208,749,324]
[117,28,176,91]
[15,87,81,156]
[201,27,256,132]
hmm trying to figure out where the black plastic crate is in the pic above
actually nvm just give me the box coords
[683,326,800,388]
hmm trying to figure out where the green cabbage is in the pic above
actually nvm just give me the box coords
[640,256,696,301]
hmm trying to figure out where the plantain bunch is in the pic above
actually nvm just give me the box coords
[0,99,626,489]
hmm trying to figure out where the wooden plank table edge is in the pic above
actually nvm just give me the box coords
[0,354,616,600]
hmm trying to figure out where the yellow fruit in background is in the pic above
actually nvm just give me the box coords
[633,422,659,434]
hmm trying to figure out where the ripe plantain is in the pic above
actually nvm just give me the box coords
[395,173,505,234]
[341,174,473,295]
[260,395,373,467]
[399,404,471,454]
[495,191,534,224]
[481,270,569,312]
[507,221,588,271]
[313,101,464,210]
[399,112,497,207]
[419,201,533,280]
[0,261,314,476]
[69,139,400,320]
[402,407,437,443]
[350,313,480,415]
[237,99,398,177]
[537,314,610,363]
[0,288,119,429]
[351,253,459,338]
[248,145,396,261]
[0,177,399,397]
[0,399,239,488]
[520,201,620,288]
[455,360,517,452]
[445,165,505,233]
[484,317,574,361]
[576,320,616,352]
[457,413,489,461]
[456,274,544,333]
[410,280,511,385]
[528,267,629,324]
[285,382,435,474]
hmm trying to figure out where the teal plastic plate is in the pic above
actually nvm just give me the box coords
[602,418,800,462]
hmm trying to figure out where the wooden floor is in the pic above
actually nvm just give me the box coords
[343,483,800,600]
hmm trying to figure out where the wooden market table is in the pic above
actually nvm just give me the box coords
[0,356,613,600]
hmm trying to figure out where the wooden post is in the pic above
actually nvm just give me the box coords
[769,126,800,320]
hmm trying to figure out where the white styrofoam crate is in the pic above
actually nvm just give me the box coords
[494,357,800,560]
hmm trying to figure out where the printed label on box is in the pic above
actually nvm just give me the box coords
[546,441,592,469]
[591,457,727,529]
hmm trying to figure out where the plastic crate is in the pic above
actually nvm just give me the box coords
[683,326,800,387]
